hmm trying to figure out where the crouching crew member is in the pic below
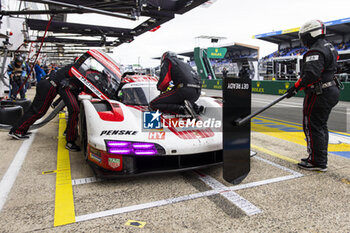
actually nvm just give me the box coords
[9,61,82,152]
[286,20,340,171]
[150,51,204,118]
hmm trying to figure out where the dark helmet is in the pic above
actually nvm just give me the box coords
[14,56,24,68]
[161,51,177,63]
[299,19,326,48]
[20,53,27,60]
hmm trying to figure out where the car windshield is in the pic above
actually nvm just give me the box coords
[119,83,159,105]
[77,53,121,100]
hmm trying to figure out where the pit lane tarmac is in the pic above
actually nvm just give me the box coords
[0,88,350,232]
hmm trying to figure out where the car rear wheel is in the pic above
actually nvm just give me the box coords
[0,104,23,126]
[1,99,32,112]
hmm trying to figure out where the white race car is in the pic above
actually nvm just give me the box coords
[73,50,223,177]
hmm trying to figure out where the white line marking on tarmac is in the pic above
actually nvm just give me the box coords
[72,177,101,185]
[73,156,303,222]
[195,172,262,215]
[75,189,220,222]
[75,175,302,223]
[0,130,37,212]
[253,156,303,177]
[253,99,301,108]
[230,175,302,191]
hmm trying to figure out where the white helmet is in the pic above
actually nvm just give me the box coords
[299,20,326,47]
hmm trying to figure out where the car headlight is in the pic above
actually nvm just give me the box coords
[105,140,165,155]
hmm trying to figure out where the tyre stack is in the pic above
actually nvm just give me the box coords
[0,99,31,126]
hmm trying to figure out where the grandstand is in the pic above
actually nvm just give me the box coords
[177,42,259,79]
[255,17,350,81]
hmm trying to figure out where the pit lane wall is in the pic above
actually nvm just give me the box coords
[201,79,350,101]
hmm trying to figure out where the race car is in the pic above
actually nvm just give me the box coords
[72,49,223,177]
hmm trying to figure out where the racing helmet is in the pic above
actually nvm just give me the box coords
[20,53,27,60]
[14,56,24,68]
[86,68,102,81]
[299,20,326,48]
[161,51,177,63]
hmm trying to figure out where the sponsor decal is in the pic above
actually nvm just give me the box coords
[143,110,162,129]
[278,89,287,94]
[282,27,300,34]
[227,82,249,90]
[305,55,319,62]
[90,153,102,163]
[252,87,264,93]
[148,132,165,140]
[251,82,264,93]
[71,67,107,99]
[165,118,221,128]
[207,47,227,59]
[108,158,121,169]
[202,80,207,88]
[213,80,222,89]
[278,82,290,94]
[143,111,221,130]
[100,130,138,136]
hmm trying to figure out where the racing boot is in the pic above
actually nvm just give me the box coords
[8,131,30,140]
[24,131,32,136]
[195,105,205,115]
[298,160,327,172]
[301,155,311,162]
[66,141,81,152]
[184,100,197,119]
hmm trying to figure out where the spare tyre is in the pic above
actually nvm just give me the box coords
[0,105,23,126]
[1,99,31,112]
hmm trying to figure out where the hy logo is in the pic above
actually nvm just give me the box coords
[257,82,261,87]
[215,48,218,53]
[285,82,290,89]
[143,110,162,129]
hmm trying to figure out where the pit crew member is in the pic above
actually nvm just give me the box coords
[7,56,27,99]
[286,19,340,171]
[9,61,82,151]
[150,51,204,118]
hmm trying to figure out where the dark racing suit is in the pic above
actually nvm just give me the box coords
[295,38,340,167]
[11,64,81,143]
[150,57,201,113]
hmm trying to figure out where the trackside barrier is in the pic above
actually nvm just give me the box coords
[202,79,350,101]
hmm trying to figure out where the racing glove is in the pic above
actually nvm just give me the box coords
[286,85,298,99]
[60,79,70,89]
